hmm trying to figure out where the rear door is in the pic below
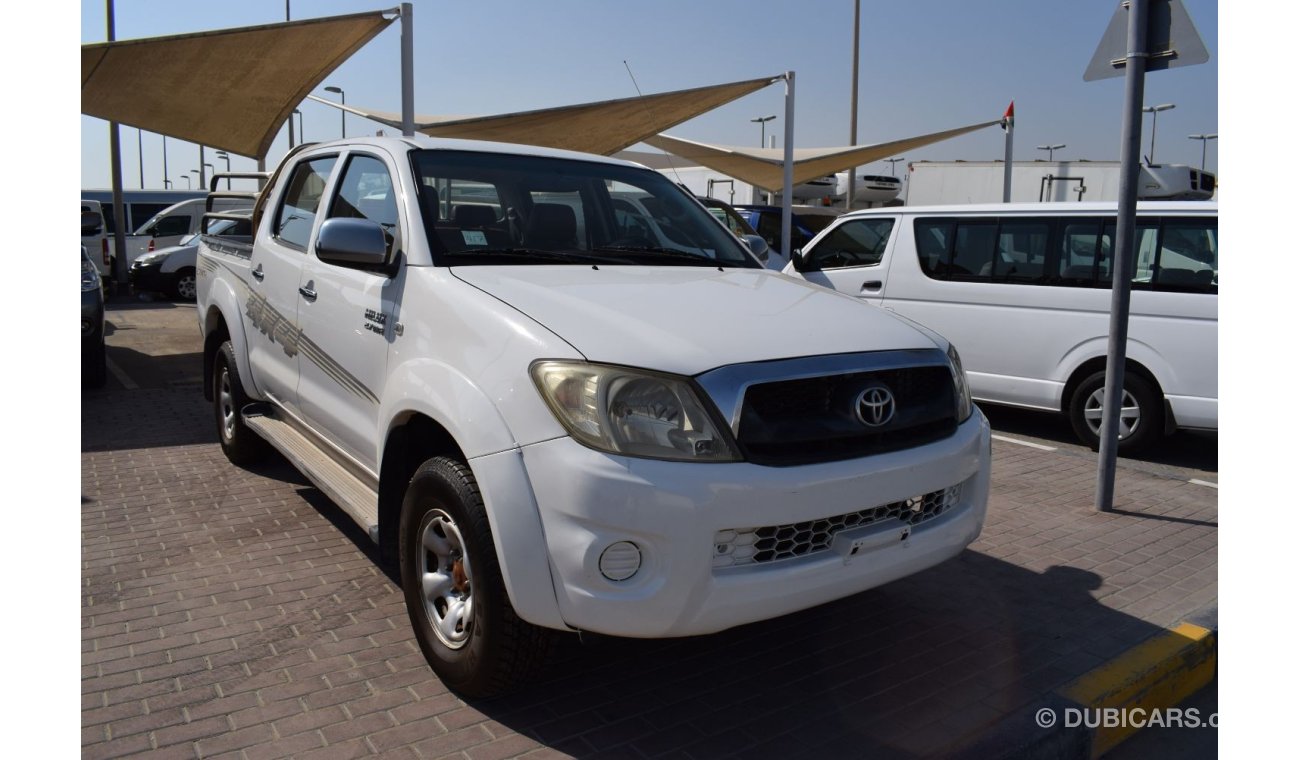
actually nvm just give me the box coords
[244,153,339,411]
[795,216,898,306]
[294,150,402,470]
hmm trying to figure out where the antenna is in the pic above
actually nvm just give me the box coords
[624,60,683,185]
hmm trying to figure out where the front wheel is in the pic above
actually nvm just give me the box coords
[171,268,197,301]
[1068,369,1163,454]
[399,457,555,697]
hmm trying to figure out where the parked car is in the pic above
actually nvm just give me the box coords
[197,136,990,696]
[694,196,779,269]
[81,200,110,279]
[783,202,1218,451]
[131,218,245,300]
[734,203,842,256]
[82,246,106,388]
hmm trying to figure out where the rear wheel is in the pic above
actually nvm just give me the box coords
[213,341,268,465]
[399,457,554,697]
[171,268,197,301]
[1068,369,1163,454]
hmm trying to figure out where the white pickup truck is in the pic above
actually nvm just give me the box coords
[196,136,991,696]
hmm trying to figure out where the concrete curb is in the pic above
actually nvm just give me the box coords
[963,605,1217,759]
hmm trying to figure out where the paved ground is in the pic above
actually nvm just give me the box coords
[82,299,1218,758]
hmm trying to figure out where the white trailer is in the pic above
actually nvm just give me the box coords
[904,160,1216,206]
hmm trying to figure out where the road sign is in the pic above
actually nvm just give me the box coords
[1084,0,1209,81]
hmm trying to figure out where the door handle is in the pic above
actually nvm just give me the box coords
[251,265,264,281]
[298,285,317,302]
[861,280,883,292]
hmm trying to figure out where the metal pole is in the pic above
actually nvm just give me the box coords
[340,92,346,139]
[847,0,860,209]
[107,0,128,289]
[137,128,144,188]
[1096,0,1148,512]
[162,134,169,188]
[1002,106,1014,202]
[781,71,795,263]
[199,145,206,189]
[401,3,415,137]
[1149,107,1158,163]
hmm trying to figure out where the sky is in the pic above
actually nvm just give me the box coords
[78,0,1219,189]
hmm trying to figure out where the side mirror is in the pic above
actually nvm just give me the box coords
[740,234,770,264]
[790,247,807,272]
[315,217,389,266]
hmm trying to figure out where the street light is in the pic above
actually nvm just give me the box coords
[1036,144,1066,162]
[161,134,170,190]
[1142,103,1176,164]
[215,151,230,172]
[885,157,905,176]
[1187,133,1217,172]
[750,115,776,148]
[190,169,201,190]
[180,175,191,189]
[294,109,304,144]
[324,85,346,138]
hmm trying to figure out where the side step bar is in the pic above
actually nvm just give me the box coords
[243,408,380,543]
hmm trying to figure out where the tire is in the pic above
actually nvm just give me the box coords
[399,457,555,697]
[213,341,268,465]
[1068,369,1163,454]
[171,268,197,301]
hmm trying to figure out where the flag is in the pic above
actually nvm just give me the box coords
[1002,101,1015,131]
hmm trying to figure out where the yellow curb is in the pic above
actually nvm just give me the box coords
[1057,621,1216,758]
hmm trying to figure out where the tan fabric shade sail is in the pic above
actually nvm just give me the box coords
[82,11,396,159]
[642,120,1003,191]
[307,75,783,156]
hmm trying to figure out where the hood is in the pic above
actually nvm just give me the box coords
[451,266,939,376]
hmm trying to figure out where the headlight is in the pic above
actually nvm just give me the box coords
[81,255,101,292]
[531,361,741,462]
[134,251,166,266]
[947,343,973,422]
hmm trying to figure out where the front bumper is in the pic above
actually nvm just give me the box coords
[129,259,168,294]
[516,409,991,638]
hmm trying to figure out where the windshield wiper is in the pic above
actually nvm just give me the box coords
[442,247,593,264]
[593,245,720,265]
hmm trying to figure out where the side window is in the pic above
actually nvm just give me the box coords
[995,221,1048,282]
[914,219,952,278]
[130,204,171,233]
[1154,218,1217,292]
[327,155,400,256]
[949,223,997,281]
[275,156,337,249]
[1058,220,1104,285]
[755,213,781,249]
[806,218,895,270]
[151,215,192,237]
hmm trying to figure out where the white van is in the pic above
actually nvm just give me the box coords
[785,202,1217,452]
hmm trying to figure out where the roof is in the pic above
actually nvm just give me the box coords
[839,201,1220,217]
[288,134,652,168]
[82,11,396,159]
[307,75,783,156]
[641,119,1002,191]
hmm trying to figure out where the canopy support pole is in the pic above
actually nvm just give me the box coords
[106,0,128,288]
[781,71,795,264]
[400,3,414,137]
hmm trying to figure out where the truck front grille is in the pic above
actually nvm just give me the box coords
[735,366,957,466]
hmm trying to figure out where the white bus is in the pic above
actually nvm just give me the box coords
[785,202,1217,452]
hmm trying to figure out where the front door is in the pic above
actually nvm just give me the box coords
[295,152,403,471]
[796,216,898,307]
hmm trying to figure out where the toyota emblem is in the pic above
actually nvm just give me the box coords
[854,385,896,427]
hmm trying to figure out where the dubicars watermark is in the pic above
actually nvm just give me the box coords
[1036,707,1218,729]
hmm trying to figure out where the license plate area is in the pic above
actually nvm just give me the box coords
[830,519,911,561]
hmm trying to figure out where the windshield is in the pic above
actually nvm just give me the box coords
[411,150,759,268]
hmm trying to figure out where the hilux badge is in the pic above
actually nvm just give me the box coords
[855,385,896,427]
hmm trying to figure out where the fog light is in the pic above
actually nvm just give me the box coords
[598,541,641,581]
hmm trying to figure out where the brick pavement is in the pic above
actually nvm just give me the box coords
[82,379,1216,759]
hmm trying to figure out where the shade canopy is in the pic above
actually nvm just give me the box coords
[642,120,1002,191]
[308,75,783,156]
[82,11,396,159]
